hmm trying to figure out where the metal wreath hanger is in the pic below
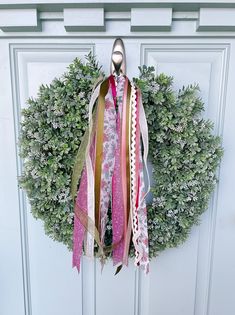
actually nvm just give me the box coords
[110,38,126,76]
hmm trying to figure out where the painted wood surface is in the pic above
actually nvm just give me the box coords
[0,2,235,315]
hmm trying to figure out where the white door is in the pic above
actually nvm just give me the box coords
[0,3,235,315]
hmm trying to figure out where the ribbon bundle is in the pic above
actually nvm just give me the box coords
[72,74,150,274]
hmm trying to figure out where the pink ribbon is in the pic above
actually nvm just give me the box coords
[72,75,150,273]
[72,131,96,272]
[112,75,127,265]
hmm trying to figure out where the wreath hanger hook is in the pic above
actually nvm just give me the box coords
[110,38,126,76]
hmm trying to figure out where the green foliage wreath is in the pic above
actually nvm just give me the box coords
[19,53,223,258]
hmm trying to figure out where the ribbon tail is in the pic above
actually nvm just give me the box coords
[138,90,150,200]
[72,167,88,272]
[72,83,101,268]
[99,77,117,245]
[112,77,131,266]
[70,109,98,201]
[73,77,150,274]
[114,264,123,275]
[136,151,150,274]
[134,89,150,273]
[72,214,83,272]
[84,82,104,258]
[94,79,109,234]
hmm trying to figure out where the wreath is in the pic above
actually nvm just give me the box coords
[19,53,223,258]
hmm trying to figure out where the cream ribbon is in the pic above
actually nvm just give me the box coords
[85,82,102,257]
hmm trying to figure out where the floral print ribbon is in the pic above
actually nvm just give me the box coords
[72,74,150,273]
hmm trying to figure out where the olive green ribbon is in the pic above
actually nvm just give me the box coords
[70,76,104,201]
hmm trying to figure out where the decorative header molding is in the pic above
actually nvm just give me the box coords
[198,8,235,31]
[131,8,172,31]
[1,1,235,34]
[64,8,105,31]
[1,0,235,6]
[0,8,40,32]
